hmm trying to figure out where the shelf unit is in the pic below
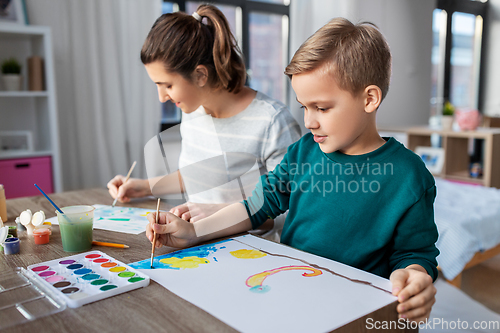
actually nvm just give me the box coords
[0,24,62,193]
[406,126,500,188]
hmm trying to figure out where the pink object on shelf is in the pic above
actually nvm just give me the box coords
[456,109,481,131]
[0,156,53,199]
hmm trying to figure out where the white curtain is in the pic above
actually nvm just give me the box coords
[288,0,435,130]
[26,0,162,190]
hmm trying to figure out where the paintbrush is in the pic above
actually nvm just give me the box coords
[112,160,137,207]
[151,198,161,268]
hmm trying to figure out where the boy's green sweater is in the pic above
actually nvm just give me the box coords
[244,133,439,280]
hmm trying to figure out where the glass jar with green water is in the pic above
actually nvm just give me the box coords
[57,205,94,252]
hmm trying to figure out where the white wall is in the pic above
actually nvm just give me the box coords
[289,0,435,133]
[484,0,500,117]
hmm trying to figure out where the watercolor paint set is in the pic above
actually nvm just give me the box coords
[0,251,150,329]
[27,251,150,308]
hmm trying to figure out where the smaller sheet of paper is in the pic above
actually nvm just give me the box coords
[46,204,152,234]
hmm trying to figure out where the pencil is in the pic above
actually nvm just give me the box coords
[112,160,137,207]
[151,198,161,268]
[92,241,129,249]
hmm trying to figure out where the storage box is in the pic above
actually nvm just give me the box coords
[0,131,33,152]
[0,156,53,198]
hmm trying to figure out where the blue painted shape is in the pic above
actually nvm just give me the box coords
[128,238,233,270]
[249,285,271,293]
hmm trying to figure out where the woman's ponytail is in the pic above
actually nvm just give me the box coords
[196,4,246,93]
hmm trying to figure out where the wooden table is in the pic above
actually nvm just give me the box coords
[2,189,414,333]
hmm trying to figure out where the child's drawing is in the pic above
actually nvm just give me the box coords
[130,239,322,293]
[89,204,152,234]
[130,239,323,293]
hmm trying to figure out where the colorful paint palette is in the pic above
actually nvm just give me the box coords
[27,250,149,308]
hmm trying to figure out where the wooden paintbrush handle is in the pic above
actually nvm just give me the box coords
[150,198,161,267]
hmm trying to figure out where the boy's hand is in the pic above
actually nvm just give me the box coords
[170,202,230,222]
[146,211,199,249]
[389,265,436,323]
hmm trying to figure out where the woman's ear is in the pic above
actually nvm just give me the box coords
[364,85,382,114]
[194,65,209,87]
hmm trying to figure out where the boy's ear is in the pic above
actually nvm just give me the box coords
[194,65,208,87]
[364,85,382,114]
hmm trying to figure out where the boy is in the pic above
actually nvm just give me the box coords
[146,18,439,323]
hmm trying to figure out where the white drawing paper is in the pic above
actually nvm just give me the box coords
[130,235,397,333]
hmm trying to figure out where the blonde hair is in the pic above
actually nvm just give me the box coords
[141,4,246,93]
[285,18,391,100]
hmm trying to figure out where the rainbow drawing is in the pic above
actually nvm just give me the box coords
[246,265,323,293]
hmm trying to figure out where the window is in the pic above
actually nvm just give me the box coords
[249,11,288,102]
[160,0,290,131]
[431,0,488,117]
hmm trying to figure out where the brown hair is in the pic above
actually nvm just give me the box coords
[141,4,246,93]
[285,18,392,100]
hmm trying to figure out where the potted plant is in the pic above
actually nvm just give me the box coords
[441,101,455,131]
[1,58,23,91]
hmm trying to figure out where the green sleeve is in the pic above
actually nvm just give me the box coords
[390,185,440,281]
[243,151,292,229]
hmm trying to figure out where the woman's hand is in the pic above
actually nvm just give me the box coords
[170,202,230,222]
[107,176,151,202]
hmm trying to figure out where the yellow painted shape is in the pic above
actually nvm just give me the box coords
[246,266,322,288]
[230,249,267,259]
[159,256,210,269]
[140,212,151,216]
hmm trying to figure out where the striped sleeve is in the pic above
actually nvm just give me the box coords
[262,108,301,172]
